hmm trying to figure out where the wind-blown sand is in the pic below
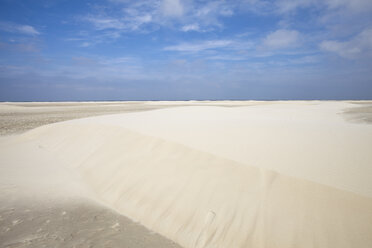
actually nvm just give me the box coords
[1,101,372,248]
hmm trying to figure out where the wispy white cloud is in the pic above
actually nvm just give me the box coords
[83,17,126,30]
[239,0,372,39]
[101,56,137,65]
[205,55,248,61]
[82,0,235,35]
[161,0,184,17]
[16,25,40,35]
[181,24,200,32]
[82,7,154,34]
[80,42,92,47]
[272,0,372,14]
[320,28,372,59]
[71,56,136,67]
[89,15,151,31]
[193,0,234,27]
[0,22,40,35]
[164,40,233,52]
[67,29,122,47]
[274,0,315,14]
[262,29,300,50]
[289,55,320,65]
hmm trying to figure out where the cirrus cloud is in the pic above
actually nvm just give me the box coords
[0,22,40,35]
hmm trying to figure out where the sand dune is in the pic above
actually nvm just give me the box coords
[1,101,372,247]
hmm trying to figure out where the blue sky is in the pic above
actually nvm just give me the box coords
[0,0,372,101]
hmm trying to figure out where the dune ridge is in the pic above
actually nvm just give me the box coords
[75,102,372,197]
[20,117,372,248]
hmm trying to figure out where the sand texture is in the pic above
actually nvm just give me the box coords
[1,101,372,248]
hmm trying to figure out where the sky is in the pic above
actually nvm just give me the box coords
[0,0,372,101]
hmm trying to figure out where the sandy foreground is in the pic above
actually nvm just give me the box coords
[0,101,372,248]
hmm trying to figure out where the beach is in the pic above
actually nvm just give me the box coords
[1,101,372,248]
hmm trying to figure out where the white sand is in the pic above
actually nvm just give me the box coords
[1,101,372,248]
